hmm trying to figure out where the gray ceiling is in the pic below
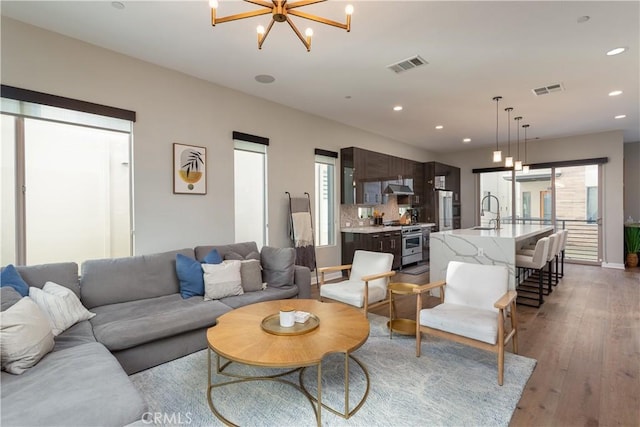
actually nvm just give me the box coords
[2,1,639,153]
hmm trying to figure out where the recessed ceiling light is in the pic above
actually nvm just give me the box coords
[255,74,275,84]
[111,1,125,9]
[615,114,626,119]
[435,125,444,130]
[609,90,622,97]
[577,15,590,24]
[393,106,403,111]
[462,138,471,143]
[606,47,627,56]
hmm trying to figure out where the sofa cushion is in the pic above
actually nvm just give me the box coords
[1,287,22,311]
[176,254,205,299]
[261,246,295,288]
[29,282,96,336]
[90,294,232,351]
[16,262,80,297]
[0,297,55,375]
[195,242,259,262]
[1,264,29,296]
[80,248,194,309]
[52,320,96,352]
[203,261,244,300]
[0,342,146,427]
[219,285,299,309]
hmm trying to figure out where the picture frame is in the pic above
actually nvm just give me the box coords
[173,143,207,195]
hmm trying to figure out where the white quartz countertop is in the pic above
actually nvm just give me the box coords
[341,223,435,234]
[432,224,553,241]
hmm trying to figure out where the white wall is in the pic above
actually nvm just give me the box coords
[624,142,640,222]
[439,131,626,268]
[1,17,436,269]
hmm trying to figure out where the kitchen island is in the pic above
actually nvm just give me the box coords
[430,224,554,289]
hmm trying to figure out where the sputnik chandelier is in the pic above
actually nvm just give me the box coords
[209,0,353,52]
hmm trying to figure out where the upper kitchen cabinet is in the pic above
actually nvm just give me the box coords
[425,161,460,200]
[341,147,386,205]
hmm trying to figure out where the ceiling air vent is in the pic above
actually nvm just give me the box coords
[387,55,428,74]
[532,83,565,96]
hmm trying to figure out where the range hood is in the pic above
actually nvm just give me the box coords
[383,183,414,195]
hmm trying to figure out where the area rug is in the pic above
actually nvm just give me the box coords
[130,314,535,426]
[401,263,430,275]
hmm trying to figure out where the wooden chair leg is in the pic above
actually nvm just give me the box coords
[498,308,505,386]
[416,293,422,357]
[510,300,519,354]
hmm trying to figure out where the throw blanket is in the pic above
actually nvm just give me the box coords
[292,212,313,247]
[290,211,316,270]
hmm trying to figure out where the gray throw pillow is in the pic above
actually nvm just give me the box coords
[1,287,22,312]
[224,251,260,261]
[240,260,263,292]
[261,246,295,288]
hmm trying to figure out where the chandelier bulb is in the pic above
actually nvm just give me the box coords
[305,28,313,37]
[257,25,265,35]
[209,0,218,9]
[345,4,354,15]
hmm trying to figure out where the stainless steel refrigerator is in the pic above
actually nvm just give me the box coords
[435,190,453,231]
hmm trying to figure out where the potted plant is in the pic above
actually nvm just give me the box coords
[624,225,640,268]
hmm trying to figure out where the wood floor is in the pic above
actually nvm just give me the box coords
[311,264,640,426]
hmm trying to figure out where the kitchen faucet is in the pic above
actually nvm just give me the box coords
[480,194,501,230]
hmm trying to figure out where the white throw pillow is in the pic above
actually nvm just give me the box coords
[0,297,55,375]
[202,260,244,301]
[29,281,96,336]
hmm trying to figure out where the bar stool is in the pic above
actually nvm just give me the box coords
[515,236,550,307]
[518,233,559,295]
[559,230,569,279]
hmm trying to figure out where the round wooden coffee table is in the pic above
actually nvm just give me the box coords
[206,299,370,426]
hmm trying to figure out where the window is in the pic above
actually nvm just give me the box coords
[314,153,336,246]
[586,186,598,223]
[233,137,268,248]
[1,94,133,266]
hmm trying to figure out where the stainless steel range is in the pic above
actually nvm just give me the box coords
[401,226,423,266]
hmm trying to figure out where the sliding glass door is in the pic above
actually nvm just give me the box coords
[479,162,602,265]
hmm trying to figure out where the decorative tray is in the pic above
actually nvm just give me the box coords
[261,313,320,336]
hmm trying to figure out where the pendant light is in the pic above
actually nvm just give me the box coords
[514,116,523,171]
[492,96,502,162]
[504,107,514,168]
[522,124,530,173]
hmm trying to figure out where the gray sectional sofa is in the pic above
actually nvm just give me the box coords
[1,242,311,427]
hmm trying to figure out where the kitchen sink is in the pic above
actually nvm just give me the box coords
[471,226,498,230]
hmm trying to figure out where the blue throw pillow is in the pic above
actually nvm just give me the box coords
[203,249,222,264]
[176,254,204,299]
[0,264,29,297]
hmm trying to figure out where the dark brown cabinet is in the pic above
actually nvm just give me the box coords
[341,231,401,270]
[341,147,424,207]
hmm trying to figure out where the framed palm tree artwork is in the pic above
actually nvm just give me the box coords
[173,143,206,194]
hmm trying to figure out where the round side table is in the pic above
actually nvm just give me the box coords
[387,282,419,338]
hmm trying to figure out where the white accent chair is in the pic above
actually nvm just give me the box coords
[318,250,395,315]
[413,261,518,386]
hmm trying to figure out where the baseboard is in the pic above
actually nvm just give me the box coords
[311,271,343,285]
[601,262,625,270]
